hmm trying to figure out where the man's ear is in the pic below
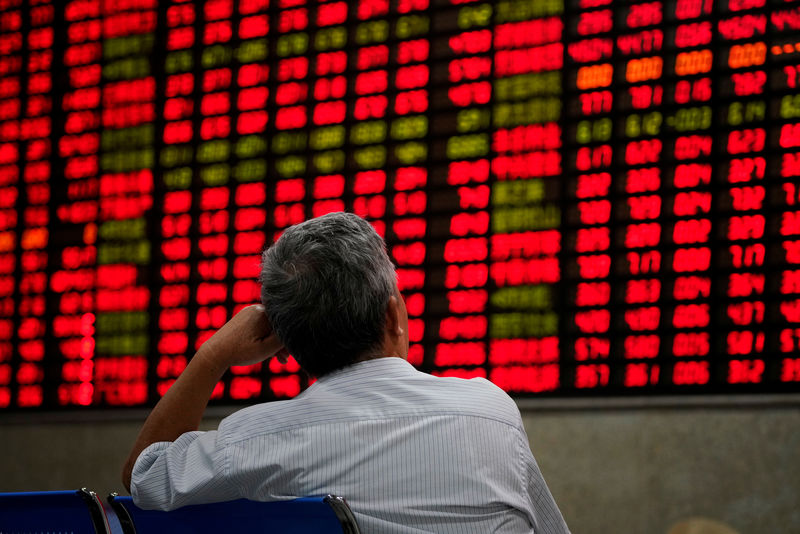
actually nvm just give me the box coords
[385,295,404,337]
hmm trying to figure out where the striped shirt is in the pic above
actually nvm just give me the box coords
[131,357,570,533]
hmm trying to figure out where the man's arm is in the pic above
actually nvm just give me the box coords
[122,304,284,492]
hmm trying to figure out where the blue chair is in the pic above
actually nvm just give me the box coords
[0,488,110,533]
[107,493,360,534]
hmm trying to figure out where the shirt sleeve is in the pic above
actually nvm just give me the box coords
[130,430,240,511]
[517,428,571,534]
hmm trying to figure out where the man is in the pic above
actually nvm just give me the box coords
[123,212,569,533]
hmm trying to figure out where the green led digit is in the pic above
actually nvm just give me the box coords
[236,136,268,158]
[201,45,232,68]
[456,108,490,133]
[781,95,800,119]
[276,155,306,178]
[310,126,345,150]
[200,164,230,186]
[163,167,192,189]
[234,159,267,182]
[197,140,230,163]
[315,27,347,50]
[272,132,307,154]
[490,285,552,309]
[160,145,193,168]
[351,121,387,145]
[446,133,489,159]
[457,4,492,29]
[394,142,427,165]
[391,116,428,140]
[354,145,387,169]
[165,50,193,73]
[313,150,345,173]
[395,15,428,39]
[236,39,268,63]
[493,181,545,205]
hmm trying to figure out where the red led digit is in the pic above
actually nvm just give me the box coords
[576,282,610,307]
[316,1,347,26]
[672,361,709,385]
[239,15,268,39]
[674,0,712,19]
[357,0,389,19]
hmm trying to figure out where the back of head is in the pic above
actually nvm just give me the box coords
[260,212,396,377]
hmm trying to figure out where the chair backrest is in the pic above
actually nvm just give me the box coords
[107,494,360,534]
[0,488,110,534]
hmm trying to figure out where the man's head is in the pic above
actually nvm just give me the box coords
[260,212,406,377]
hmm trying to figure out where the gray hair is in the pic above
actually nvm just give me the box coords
[259,212,397,377]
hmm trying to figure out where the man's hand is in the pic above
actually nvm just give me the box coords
[122,305,286,493]
[197,304,285,371]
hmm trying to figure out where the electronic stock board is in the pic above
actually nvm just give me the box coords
[0,0,799,409]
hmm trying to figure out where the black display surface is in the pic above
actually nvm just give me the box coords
[0,0,799,409]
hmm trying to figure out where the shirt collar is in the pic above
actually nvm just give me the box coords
[311,356,414,386]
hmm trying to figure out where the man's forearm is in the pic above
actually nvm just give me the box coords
[121,348,226,492]
[121,304,283,493]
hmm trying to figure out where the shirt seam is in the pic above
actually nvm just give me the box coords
[223,412,520,446]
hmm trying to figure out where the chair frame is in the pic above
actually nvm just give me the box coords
[107,493,360,534]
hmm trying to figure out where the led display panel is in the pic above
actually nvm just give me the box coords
[0,0,799,409]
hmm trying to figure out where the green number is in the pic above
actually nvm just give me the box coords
[447,134,489,159]
[490,312,558,337]
[675,106,711,131]
[165,50,193,73]
[781,95,800,119]
[200,163,230,186]
[160,145,193,168]
[490,285,552,309]
[642,111,662,135]
[196,140,230,163]
[493,181,545,205]
[495,0,562,23]
[276,155,306,178]
[356,20,389,44]
[493,97,561,128]
[104,34,154,59]
[457,4,492,29]
[492,205,560,233]
[310,126,345,150]
[101,149,153,172]
[395,15,428,39]
[728,100,765,124]
[236,39,268,63]
[576,120,592,143]
[96,312,149,335]
[351,121,387,145]
[313,150,345,173]
[277,33,309,56]
[353,145,387,169]
[272,132,307,154]
[456,108,490,133]
[201,45,232,68]
[163,167,192,189]
[102,125,154,150]
[315,27,347,50]
[234,159,267,182]
[236,136,267,158]
[728,102,743,126]
[494,72,561,101]
[103,58,149,80]
[624,111,662,137]
[394,142,427,165]
[99,219,146,240]
[391,116,428,140]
